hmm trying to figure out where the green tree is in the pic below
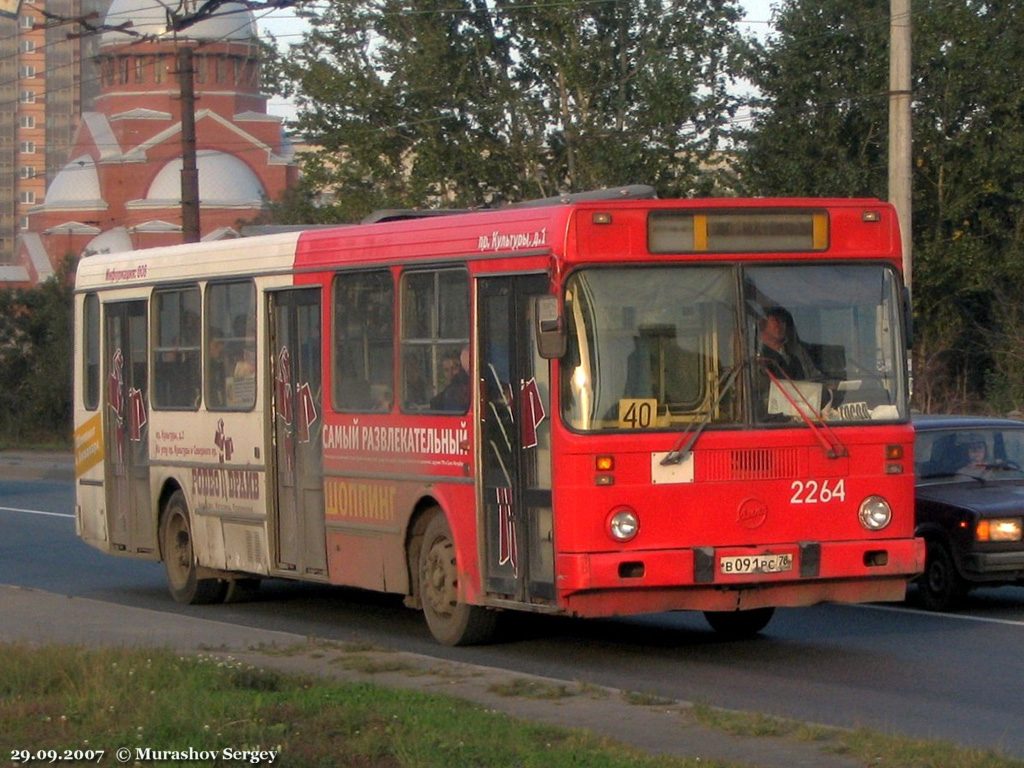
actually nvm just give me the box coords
[738,0,889,198]
[911,2,1024,411]
[278,0,753,220]
[739,0,1024,412]
[0,263,74,445]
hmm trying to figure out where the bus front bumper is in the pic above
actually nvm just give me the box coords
[554,537,925,617]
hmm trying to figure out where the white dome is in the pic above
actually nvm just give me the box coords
[45,155,102,206]
[100,0,258,47]
[84,227,134,255]
[146,150,265,205]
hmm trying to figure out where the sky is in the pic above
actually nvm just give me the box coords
[254,6,309,120]
[255,1,779,121]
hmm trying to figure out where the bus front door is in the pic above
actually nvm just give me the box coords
[103,300,154,554]
[479,275,555,603]
[269,288,327,577]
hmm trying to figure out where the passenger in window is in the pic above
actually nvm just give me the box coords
[431,348,470,412]
[757,306,819,381]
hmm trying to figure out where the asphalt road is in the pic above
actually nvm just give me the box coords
[3,472,1023,758]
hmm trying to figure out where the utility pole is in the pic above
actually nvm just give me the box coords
[177,46,201,243]
[889,0,912,291]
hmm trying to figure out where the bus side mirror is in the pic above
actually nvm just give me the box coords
[534,296,566,359]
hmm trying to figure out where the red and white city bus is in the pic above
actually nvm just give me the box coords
[74,189,924,645]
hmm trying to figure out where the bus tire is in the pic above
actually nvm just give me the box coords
[703,607,775,638]
[418,510,498,646]
[159,490,228,605]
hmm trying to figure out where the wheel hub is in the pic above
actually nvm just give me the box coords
[423,538,457,617]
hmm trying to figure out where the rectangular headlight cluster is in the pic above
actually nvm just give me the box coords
[976,518,1023,542]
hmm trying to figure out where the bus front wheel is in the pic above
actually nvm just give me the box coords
[159,490,227,605]
[703,607,775,638]
[417,511,498,646]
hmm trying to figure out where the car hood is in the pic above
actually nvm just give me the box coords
[916,479,1024,515]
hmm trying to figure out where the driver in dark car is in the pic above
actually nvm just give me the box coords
[958,436,988,472]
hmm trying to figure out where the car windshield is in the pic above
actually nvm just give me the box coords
[560,263,908,432]
[915,426,1024,480]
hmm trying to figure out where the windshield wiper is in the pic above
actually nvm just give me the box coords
[921,470,986,483]
[759,360,848,459]
[661,360,747,466]
[980,460,1022,472]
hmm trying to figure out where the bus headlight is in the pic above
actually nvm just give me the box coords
[858,496,892,531]
[608,508,640,542]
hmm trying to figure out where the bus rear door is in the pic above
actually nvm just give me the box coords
[103,300,154,554]
[479,275,555,604]
[269,288,327,578]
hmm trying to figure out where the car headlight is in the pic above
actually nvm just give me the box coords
[608,507,640,542]
[976,518,1023,542]
[858,496,892,531]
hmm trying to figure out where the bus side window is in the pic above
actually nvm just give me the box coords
[153,286,201,410]
[334,270,394,413]
[206,281,256,411]
[400,269,469,414]
[83,293,100,410]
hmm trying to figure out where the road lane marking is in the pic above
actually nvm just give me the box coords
[0,506,74,519]
[855,602,1024,628]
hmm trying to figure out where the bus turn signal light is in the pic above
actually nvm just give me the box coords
[596,456,614,471]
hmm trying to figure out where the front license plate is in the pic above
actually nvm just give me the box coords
[720,553,794,575]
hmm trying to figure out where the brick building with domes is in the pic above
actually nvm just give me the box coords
[10,0,296,285]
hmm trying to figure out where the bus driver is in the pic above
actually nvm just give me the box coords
[757,306,819,381]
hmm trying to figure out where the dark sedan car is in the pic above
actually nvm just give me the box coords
[913,415,1024,610]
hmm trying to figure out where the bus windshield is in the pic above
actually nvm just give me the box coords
[561,263,907,432]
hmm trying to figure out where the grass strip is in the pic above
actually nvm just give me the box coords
[691,702,1023,768]
[0,644,725,768]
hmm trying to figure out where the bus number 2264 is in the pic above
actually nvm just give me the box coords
[790,479,846,504]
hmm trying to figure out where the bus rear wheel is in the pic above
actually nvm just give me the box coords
[418,511,498,646]
[159,490,227,605]
[703,607,775,638]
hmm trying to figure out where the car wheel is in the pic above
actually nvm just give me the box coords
[417,510,499,646]
[918,540,966,611]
